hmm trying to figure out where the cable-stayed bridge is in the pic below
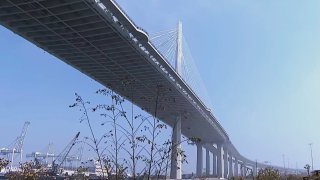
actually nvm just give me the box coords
[150,25,213,111]
[0,0,302,178]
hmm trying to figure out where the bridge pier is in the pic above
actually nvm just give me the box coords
[253,163,257,177]
[217,143,223,178]
[223,146,228,178]
[234,157,239,176]
[206,149,210,176]
[212,152,217,177]
[242,162,246,177]
[229,154,233,177]
[196,143,203,177]
[170,115,182,179]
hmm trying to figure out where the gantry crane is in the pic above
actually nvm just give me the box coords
[0,121,30,169]
[26,142,83,169]
[26,143,55,166]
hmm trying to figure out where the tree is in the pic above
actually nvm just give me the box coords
[5,161,45,180]
[286,174,304,180]
[70,84,196,179]
[304,164,311,177]
[69,93,106,178]
[0,158,9,172]
[256,167,280,180]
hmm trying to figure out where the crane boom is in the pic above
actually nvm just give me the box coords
[0,121,30,170]
[52,132,80,174]
[16,121,31,153]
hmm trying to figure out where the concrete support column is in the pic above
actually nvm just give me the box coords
[212,153,217,177]
[217,144,223,178]
[223,146,228,178]
[170,116,181,179]
[206,149,210,176]
[229,155,233,177]
[253,163,257,177]
[234,158,238,177]
[242,163,246,177]
[196,143,203,177]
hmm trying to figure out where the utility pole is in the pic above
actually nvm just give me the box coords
[309,143,314,171]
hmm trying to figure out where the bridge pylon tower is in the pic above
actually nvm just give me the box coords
[175,21,183,75]
[170,21,183,180]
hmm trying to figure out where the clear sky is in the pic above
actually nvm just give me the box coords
[1,0,320,173]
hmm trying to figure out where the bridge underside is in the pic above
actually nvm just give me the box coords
[0,0,225,143]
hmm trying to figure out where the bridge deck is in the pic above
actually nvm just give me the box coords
[0,0,306,173]
[0,0,227,143]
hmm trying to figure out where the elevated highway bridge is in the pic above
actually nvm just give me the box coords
[0,0,302,178]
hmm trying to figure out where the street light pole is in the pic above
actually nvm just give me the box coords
[309,143,314,171]
[255,159,258,177]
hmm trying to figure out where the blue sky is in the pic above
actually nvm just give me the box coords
[1,0,320,173]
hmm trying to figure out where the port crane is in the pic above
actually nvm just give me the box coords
[27,142,83,169]
[65,145,83,169]
[50,132,80,175]
[0,121,30,169]
[26,143,55,166]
